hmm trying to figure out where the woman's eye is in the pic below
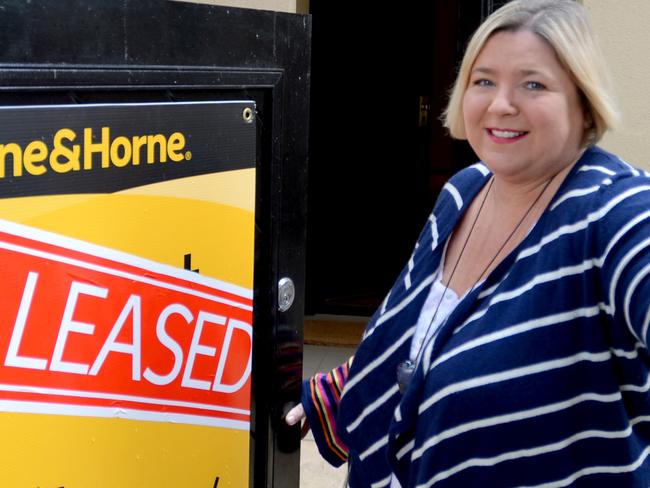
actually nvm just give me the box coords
[525,81,546,90]
[473,79,493,87]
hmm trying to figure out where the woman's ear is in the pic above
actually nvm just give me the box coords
[583,111,597,146]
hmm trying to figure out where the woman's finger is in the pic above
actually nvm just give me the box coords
[285,403,306,426]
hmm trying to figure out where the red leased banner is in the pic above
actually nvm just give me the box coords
[0,220,252,429]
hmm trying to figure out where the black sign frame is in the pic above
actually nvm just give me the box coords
[0,1,310,487]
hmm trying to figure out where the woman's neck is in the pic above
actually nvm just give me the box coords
[441,156,580,297]
[488,154,580,211]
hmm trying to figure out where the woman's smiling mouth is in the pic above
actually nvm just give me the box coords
[487,128,528,142]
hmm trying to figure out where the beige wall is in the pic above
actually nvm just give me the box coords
[583,0,650,170]
[172,0,308,14]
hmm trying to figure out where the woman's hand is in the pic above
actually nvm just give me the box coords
[285,403,311,438]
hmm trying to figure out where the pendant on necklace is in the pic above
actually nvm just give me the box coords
[396,359,416,394]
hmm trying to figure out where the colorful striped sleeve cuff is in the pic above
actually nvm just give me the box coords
[302,357,353,467]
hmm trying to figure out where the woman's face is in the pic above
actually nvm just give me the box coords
[462,30,587,184]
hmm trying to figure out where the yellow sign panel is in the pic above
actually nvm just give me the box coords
[0,102,256,487]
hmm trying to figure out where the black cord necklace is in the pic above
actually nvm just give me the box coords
[396,174,556,394]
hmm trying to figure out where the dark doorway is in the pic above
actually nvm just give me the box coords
[306,1,509,318]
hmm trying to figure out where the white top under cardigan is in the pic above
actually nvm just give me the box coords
[391,272,461,488]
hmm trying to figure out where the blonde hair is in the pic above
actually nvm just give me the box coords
[443,0,619,144]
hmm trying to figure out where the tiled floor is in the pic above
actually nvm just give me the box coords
[300,344,355,488]
[302,344,354,380]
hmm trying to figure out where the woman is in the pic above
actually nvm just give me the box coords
[289,0,650,486]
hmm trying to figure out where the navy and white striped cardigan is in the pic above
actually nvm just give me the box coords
[305,146,650,487]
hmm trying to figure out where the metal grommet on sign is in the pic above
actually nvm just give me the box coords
[278,277,295,312]
[242,107,254,123]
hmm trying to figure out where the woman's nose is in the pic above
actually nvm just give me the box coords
[488,88,518,116]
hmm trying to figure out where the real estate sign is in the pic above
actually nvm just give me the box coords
[0,101,256,487]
